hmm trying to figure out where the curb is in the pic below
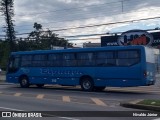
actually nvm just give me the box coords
[120,99,160,112]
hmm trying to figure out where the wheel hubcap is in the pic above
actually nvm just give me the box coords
[22,79,27,85]
[83,80,91,90]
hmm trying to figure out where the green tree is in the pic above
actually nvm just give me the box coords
[34,22,42,31]
[26,22,72,50]
[0,0,15,70]
[0,21,73,69]
[0,0,16,52]
[0,40,10,70]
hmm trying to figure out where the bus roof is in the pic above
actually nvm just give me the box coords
[11,45,147,55]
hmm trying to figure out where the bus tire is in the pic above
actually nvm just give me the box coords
[36,84,44,88]
[94,86,106,91]
[80,77,94,92]
[19,76,30,88]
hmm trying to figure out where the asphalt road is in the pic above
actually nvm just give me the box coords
[0,84,160,120]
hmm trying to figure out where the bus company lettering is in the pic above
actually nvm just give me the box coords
[41,68,83,75]
[118,30,153,46]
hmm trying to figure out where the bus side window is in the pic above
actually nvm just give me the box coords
[48,54,62,66]
[117,50,140,66]
[63,53,76,66]
[96,51,116,66]
[21,55,32,67]
[77,52,95,66]
[32,54,47,67]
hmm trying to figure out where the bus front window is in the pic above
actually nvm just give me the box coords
[8,56,20,73]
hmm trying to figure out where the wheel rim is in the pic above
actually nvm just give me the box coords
[21,78,27,86]
[83,80,91,90]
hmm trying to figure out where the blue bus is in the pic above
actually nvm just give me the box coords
[6,46,157,91]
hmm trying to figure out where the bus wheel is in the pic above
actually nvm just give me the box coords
[94,86,106,91]
[19,76,30,88]
[80,77,94,91]
[36,84,44,88]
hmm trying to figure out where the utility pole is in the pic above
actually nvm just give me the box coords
[121,0,124,13]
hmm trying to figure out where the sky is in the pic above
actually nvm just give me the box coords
[1,0,160,47]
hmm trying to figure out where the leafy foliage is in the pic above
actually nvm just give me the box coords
[138,99,160,106]
[18,22,73,51]
[0,22,73,70]
[0,1,73,70]
[0,0,16,44]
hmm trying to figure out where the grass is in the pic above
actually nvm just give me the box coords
[138,100,160,106]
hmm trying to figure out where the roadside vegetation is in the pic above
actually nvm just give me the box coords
[0,23,73,70]
[138,100,160,106]
[0,1,72,70]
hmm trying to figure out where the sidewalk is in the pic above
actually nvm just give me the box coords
[0,72,6,84]
[120,75,160,111]
[0,72,5,81]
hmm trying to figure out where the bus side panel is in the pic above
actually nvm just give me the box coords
[6,73,19,84]
[17,67,95,86]
[94,64,144,87]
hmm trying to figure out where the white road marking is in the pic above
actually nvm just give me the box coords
[0,106,23,111]
[152,118,160,120]
[59,117,80,120]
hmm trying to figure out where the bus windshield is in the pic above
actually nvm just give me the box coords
[8,55,20,73]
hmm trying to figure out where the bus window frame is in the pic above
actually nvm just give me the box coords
[76,52,96,67]
[8,55,20,73]
[95,50,116,67]
[116,49,141,67]
[18,49,141,68]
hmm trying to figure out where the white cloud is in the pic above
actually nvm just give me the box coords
[57,0,102,5]
[1,0,160,46]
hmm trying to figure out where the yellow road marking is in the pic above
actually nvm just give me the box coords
[14,93,22,97]
[62,96,70,102]
[91,98,107,106]
[36,94,44,99]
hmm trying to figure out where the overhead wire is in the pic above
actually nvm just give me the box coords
[14,0,125,17]
[15,16,160,37]
[13,0,160,29]
[14,7,160,33]
[1,0,160,41]
[14,0,159,17]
